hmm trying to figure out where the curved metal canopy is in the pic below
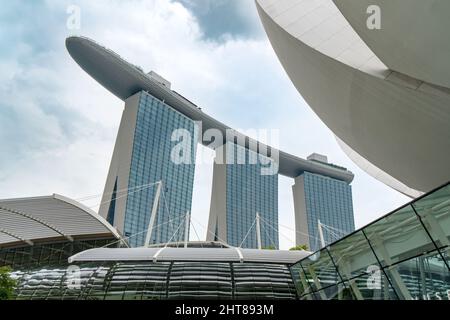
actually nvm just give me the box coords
[0,194,121,248]
[69,246,310,264]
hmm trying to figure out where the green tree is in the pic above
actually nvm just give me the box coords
[0,267,17,300]
[262,246,276,250]
[289,244,308,251]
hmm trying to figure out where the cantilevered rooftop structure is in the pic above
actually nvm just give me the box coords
[66,36,355,250]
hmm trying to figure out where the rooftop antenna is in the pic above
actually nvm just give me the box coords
[144,181,162,247]
[184,211,190,248]
[256,212,262,250]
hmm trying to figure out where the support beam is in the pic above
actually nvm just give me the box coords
[374,238,413,300]
[184,211,190,248]
[308,266,327,300]
[233,247,244,263]
[421,208,450,247]
[0,229,33,246]
[297,270,312,300]
[0,205,73,242]
[145,181,162,247]
[339,261,364,300]
[318,220,326,248]
[152,247,165,263]
[256,212,262,250]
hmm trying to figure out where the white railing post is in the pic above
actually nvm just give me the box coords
[318,219,326,248]
[144,181,162,247]
[256,212,262,250]
[184,211,190,248]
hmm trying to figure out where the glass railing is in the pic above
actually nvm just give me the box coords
[290,182,450,300]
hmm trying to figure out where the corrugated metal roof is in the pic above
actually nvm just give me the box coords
[68,247,310,264]
[0,194,121,247]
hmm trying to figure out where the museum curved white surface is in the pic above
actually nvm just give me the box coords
[335,136,424,199]
[333,0,450,89]
[256,0,450,197]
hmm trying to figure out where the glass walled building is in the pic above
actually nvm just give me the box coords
[208,142,278,249]
[99,90,197,247]
[293,170,354,251]
[290,182,450,300]
[66,36,355,250]
[12,243,308,300]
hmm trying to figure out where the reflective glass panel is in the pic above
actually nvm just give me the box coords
[328,230,380,281]
[290,263,313,297]
[313,282,351,300]
[412,184,450,250]
[341,272,398,300]
[385,250,450,300]
[300,249,341,290]
[364,205,436,268]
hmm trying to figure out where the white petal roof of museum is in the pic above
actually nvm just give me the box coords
[256,0,450,196]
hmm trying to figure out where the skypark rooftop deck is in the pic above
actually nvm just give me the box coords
[66,36,354,183]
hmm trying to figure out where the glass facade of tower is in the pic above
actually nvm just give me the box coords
[124,91,197,247]
[303,172,354,251]
[225,143,278,249]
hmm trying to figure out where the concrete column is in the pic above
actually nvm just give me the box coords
[206,148,228,243]
[292,175,310,247]
[98,92,141,233]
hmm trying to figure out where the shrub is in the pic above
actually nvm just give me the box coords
[0,267,17,300]
[289,244,308,251]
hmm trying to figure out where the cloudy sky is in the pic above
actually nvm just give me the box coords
[0,0,409,249]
